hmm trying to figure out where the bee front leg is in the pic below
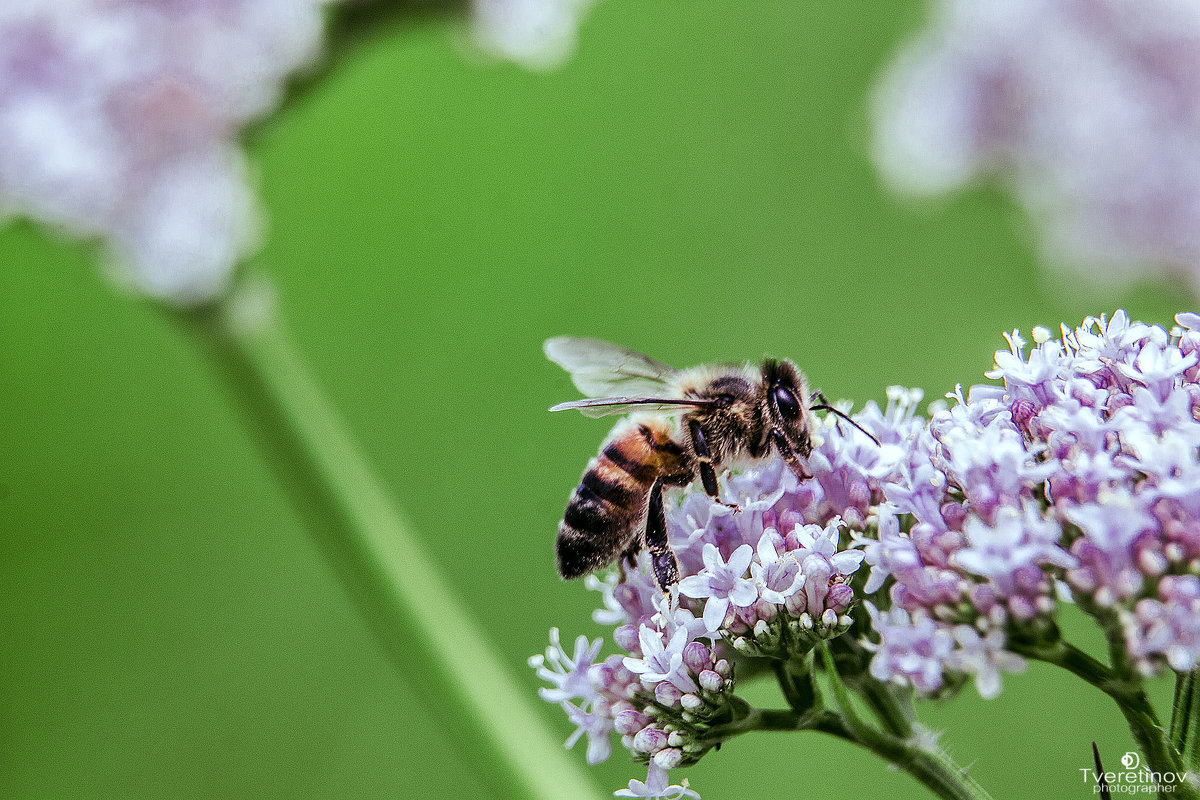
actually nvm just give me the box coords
[772,429,812,480]
[645,477,681,591]
[688,419,741,513]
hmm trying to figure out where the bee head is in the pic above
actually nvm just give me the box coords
[762,358,812,457]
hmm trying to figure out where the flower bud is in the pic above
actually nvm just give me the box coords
[715,659,732,678]
[680,693,704,712]
[940,501,968,531]
[754,599,778,622]
[842,507,866,529]
[611,700,636,718]
[682,641,711,674]
[778,510,806,534]
[613,624,641,653]
[633,726,667,754]
[698,669,724,693]
[848,480,871,511]
[655,681,683,706]
[784,591,806,616]
[1137,547,1169,577]
[653,748,684,770]
[614,708,649,736]
[826,582,854,614]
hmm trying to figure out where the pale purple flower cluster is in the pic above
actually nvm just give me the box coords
[872,0,1200,290]
[0,0,330,303]
[530,599,730,799]
[864,311,1200,692]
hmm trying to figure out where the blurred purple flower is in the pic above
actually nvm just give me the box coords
[470,0,597,69]
[0,0,329,303]
[1,0,599,304]
[873,0,1200,290]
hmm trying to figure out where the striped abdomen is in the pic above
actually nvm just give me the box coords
[556,418,691,579]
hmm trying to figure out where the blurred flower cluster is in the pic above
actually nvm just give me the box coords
[534,311,1200,798]
[0,0,329,303]
[471,0,597,70]
[0,0,597,305]
[873,0,1200,292]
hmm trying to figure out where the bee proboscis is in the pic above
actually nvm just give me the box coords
[545,337,876,591]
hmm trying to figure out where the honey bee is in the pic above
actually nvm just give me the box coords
[545,337,876,591]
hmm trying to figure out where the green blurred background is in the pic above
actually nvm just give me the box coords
[0,2,1188,797]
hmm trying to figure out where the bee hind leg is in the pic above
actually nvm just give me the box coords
[645,477,683,591]
[688,420,741,513]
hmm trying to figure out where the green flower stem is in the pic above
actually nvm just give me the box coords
[1172,669,1200,771]
[705,651,990,800]
[819,643,995,800]
[701,706,807,740]
[832,636,917,739]
[774,654,819,715]
[175,299,602,800]
[1012,638,1196,798]
[1171,670,1192,754]
[856,676,916,739]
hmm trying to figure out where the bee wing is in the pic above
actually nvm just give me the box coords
[549,396,714,419]
[544,337,679,397]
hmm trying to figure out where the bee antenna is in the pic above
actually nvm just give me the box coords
[810,404,881,447]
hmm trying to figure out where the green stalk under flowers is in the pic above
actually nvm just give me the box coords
[173,286,601,800]
[1011,638,1198,799]
[819,644,996,800]
[1173,668,1200,773]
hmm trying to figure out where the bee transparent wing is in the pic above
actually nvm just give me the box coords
[549,396,714,419]
[544,337,679,397]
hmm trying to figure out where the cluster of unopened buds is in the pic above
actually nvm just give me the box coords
[533,311,1200,799]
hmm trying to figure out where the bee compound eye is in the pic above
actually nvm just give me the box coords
[773,385,801,420]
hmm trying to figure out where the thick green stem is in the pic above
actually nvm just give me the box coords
[857,676,916,739]
[1172,671,1192,755]
[173,299,601,799]
[1013,638,1195,798]
[774,653,819,715]
[832,632,917,738]
[1172,669,1200,773]
[818,644,995,800]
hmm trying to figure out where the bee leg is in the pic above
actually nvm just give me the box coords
[772,429,812,480]
[687,419,741,513]
[645,477,680,591]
